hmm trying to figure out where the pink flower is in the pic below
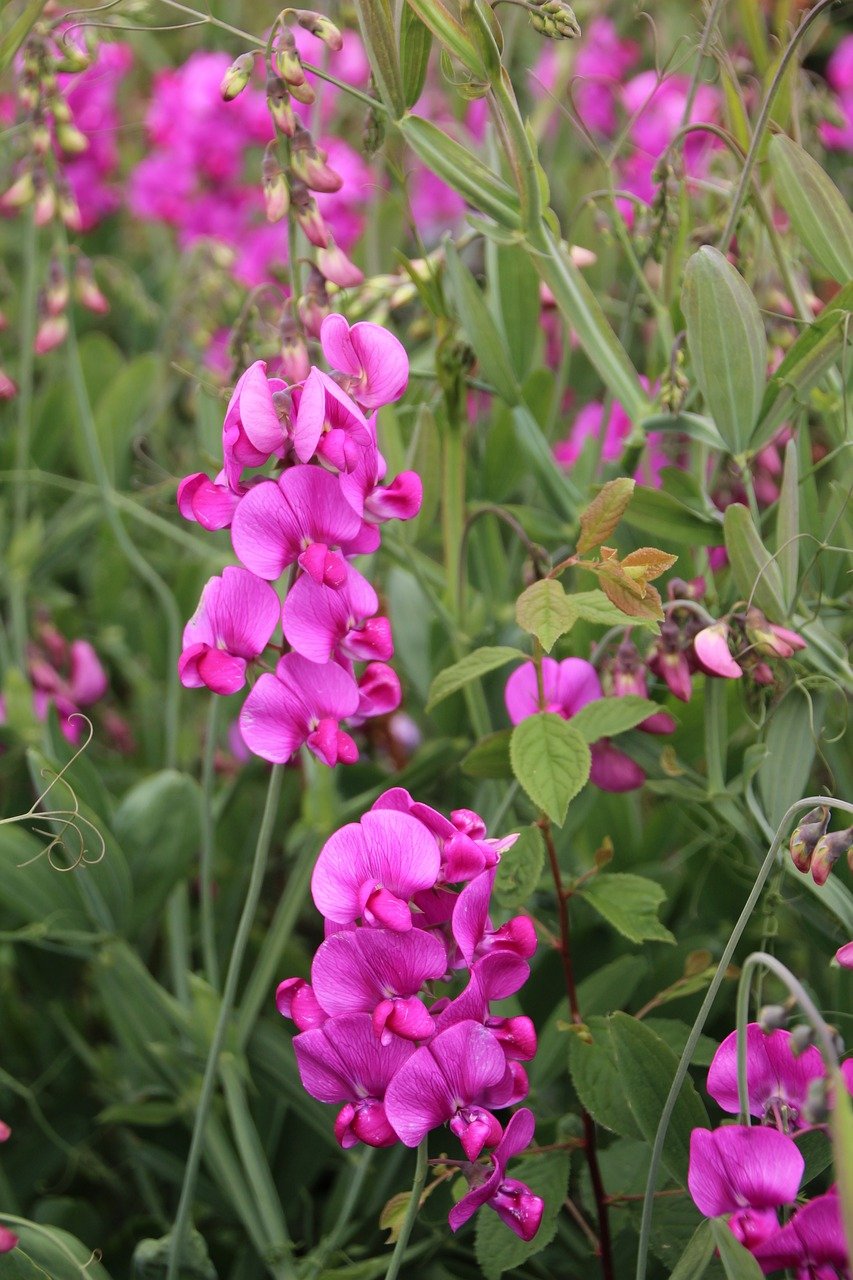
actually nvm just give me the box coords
[177,471,242,530]
[449,1107,543,1241]
[836,941,853,968]
[310,809,441,931]
[648,620,694,702]
[222,361,288,490]
[282,564,391,665]
[239,652,360,765]
[230,467,374,585]
[293,1012,416,1148]
[179,567,279,694]
[275,977,327,1031]
[291,368,372,470]
[320,314,409,410]
[384,1019,517,1159]
[338,438,423,523]
[372,787,515,884]
[753,1189,850,1277]
[354,662,402,719]
[0,1226,18,1253]
[452,870,537,968]
[693,622,743,679]
[706,1025,844,1130]
[688,1126,804,1219]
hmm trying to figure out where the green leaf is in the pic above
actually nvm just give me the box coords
[710,1220,764,1279]
[622,482,724,547]
[723,503,786,620]
[354,0,405,116]
[570,696,663,743]
[796,1128,833,1185]
[758,687,818,827]
[493,825,544,909]
[511,404,577,522]
[398,115,521,229]
[568,1017,643,1139]
[425,646,524,713]
[639,412,727,450]
[444,241,521,404]
[609,1012,709,1184]
[581,873,675,944]
[509,714,591,825]
[515,578,576,652]
[4,1222,113,1280]
[113,770,202,932]
[398,4,431,108]
[94,353,161,488]
[775,438,800,610]
[668,1221,715,1280]
[642,1019,718,1067]
[770,135,853,284]
[474,1151,569,1278]
[569,589,660,629]
[577,478,635,552]
[461,729,513,779]
[830,1068,853,1268]
[402,0,483,75]
[682,246,767,455]
[492,243,540,382]
[0,0,48,73]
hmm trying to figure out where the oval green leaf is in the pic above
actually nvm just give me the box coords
[509,713,591,825]
[425,645,525,713]
[770,134,853,285]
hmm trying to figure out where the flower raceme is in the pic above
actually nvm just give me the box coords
[277,794,544,1241]
[177,316,421,766]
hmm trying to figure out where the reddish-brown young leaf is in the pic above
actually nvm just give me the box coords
[598,573,665,621]
[577,478,635,554]
[621,547,679,582]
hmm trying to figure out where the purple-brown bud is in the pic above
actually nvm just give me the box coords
[291,178,329,247]
[266,74,296,136]
[290,125,342,193]
[296,10,344,51]
[34,313,68,355]
[45,259,69,316]
[274,30,315,104]
[789,806,831,874]
[221,52,255,101]
[810,826,853,887]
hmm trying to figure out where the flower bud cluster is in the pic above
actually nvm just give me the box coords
[177,316,422,767]
[277,791,544,1242]
[687,1020,853,1274]
[527,0,582,40]
[789,806,853,888]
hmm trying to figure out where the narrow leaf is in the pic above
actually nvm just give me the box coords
[355,0,406,116]
[403,0,482,75]
[398,115,521,229]
[515,579,576,652]
[710,1220,765,1279]
[577,478,636,553]
[399,4,432,108]
[830,1068,853,1269]
[775,437,799,609]
[682,246,767,455]
[581,873,675,945]
[723,503,786,620]
[425,646,524,713]
[492,243,540,381]
[444,241,521,405]
[770,134,853,284]
[509,713,591,825]
[570,696,663,743]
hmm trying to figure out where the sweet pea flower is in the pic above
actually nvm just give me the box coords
[231,467,375,585]
[320,314,409,410]
[452,870,537,967]
[505,658,644,792]
[688,1125,804,1219]
[384,1019,516,1159]
[291,367,373,470]
[179,566,279,694]
[282,564,392,665]
[353,662,402,719]
[449,1107,543,1241]
[177,471,242,530]
[275,977,327,1031]
[338,437,423,523]
[221,361,289,489]
[753,1189,850,1277]
[239,652,360,765]
[707,1025,845,1129]
[693,622,743,679]
[836,942,853,968]
[311,809,441,932]
[648,619,694,702]
[293,1012,416,1148]
[372,787,516,884]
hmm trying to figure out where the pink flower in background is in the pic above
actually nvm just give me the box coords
[693,622,743,679]
[553,392,669,485]
[822,35,853,151]
[239,652,360,765]
[449,1108,543,1241]
[179,566,279,695]
[0,1226,18,1254]
[56,40,132,229]
[836,941,853,968]
[19,624,109,744]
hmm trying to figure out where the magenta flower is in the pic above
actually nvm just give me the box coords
[707,1025,835,1129]
[449,1107,543,1241]
[0,1226,18,1254]
[505,658,644,792]
[693,622,743,679]
[372,787,515,884]
[291,367,372,470]
[231,467,373,585]
[179,567,279,695]
[221,361,288,489]
[648,620,694,702]
[753,1189,850,1277]
[687,1126,804,1219]
[836,942,853,968]
[177,471,242,531]
[353,662,402,719]
[293,1012,415,1148]
[282,564,392,665]
[320,314,409,410]
[384,1020,515,1159]
[452,870,537,967]
[310,810,441,931]
[275,977,327,1031]
[338,437,423,523]
[310,927,447,1042]
[239,652,360,765]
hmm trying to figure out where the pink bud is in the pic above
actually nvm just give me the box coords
[835,941,853,968]
[317,241,364,288]
[0,1227,18,1253]
[221,52,255,100]
[34,314,68,354]
[0,369,17,400]
[693,623,742,679]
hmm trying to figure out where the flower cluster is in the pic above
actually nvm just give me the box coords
[688,1022,853,1275]
[276,792,544,1240]
[177,316,421,765]
[0,619,117,747]
[789,806,853,890]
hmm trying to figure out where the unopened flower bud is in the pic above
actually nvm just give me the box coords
[0,368,18,400]
[296,10,343,51]
[279,313,310,382]
[802,1075,829,1125]
[58,185,82,232]
[262,143,289,222]
[266,74,296,136]
[528,0,581,39]
[789,1024,815,1056]
[274,30,314,103]
[32,121,52,155]
[297,266,330,338]
[52,38,91,73]
[74,257,109,314]
[758,1004,789,1033]
[34,312,68,354]
[317,239,363,288]
[810,827,853,887]
[45,259,68,315]
[290,125,342,193]
[291,178,329,247]
[56,121,89,155]
[0,171,34,213]
[788,806,830,874]
[34,181,56,226]
[221,52,255,101]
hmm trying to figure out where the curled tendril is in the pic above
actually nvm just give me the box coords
[1,716,106,871]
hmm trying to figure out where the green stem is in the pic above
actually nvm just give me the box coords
[442,414,466,620]
[703,676,727,796]
[166,765,286,1280]
[634,795,853,1280]
[384,1138,429,1280]
[9,209,37,665]
[303,1147,375,1280]
[200,694,221,990]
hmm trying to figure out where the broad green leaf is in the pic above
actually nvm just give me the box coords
[569,588,660,629]
[509,713,591,825]
[0,0,48,73]
[354,0,405,116]
[648,1197,709,1274]
[398,115,521,228]
[571,696,663,743]
[710,1219,764,1279]
[640,412,727,450]
[474,1151,569,1278]
[568,1017,643,1139]
[515,578,576,652]
[577,478,635,552]
[796,1128,833,1185]
[581,873,675,945]
[723,503,786,620]
[609,1012,709,1184]
[622,483,724,547]
[399,4,431,108]
[758,688,818,828]
[114,770,202,931]
[132,1229,217,1280]
[682,247,767,455]
[444,241,521,404]
[492,243,540,381]
[493,825,544,909]
[770,135,853,284]
[461,729,513,779]
[94,353,161,488]
[668,1221,715,1280]
[830,1068,853,1268]
[642,1019,718,1067]
[4,1222,113,1280]
[425,646,524,712]
[0,825,91,933]
[775,438,799,610]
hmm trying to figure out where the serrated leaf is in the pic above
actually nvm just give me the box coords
[770,134,853,284]
[570,696,662,743]
[609,1013,709,1185]
[668,1221,715,1280]
[568,1018,643,1139]
[474,1151,569,1278]
[515,579,576,651]
[461,730,513,779]
[597,571,665,621]
[581,873,675,944]
[621,547,678,582]
[493,825,544,909]
[723,503,786,621]
[577,477,635,553]
[509,714,591,825]
[682,247,767,455]
[425,646,524,713]
[710,1220,764,1279]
